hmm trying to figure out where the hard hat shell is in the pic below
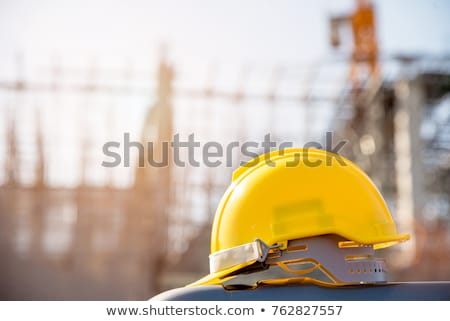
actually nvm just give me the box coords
[211,148,408,254]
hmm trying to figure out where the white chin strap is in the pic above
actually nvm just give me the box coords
[209,239,277,274]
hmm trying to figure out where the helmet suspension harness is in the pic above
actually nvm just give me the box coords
[209,235,388,289]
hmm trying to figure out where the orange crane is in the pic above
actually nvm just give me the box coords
[330,0,380,89]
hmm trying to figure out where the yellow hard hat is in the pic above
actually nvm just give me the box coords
[190,148,409,287]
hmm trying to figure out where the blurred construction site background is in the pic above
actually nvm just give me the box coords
[1,0,449,299]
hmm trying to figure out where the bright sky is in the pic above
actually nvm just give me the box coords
[0,0,449,67]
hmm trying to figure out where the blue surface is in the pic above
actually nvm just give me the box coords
[152,282,450,301]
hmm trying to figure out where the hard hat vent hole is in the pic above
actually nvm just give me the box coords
[287,244,308,252]
[345,255,371,261]
[339,241,364,248]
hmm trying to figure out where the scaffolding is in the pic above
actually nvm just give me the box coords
[0,52,449,299]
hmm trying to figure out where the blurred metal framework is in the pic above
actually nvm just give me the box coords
[0,53,449,299]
